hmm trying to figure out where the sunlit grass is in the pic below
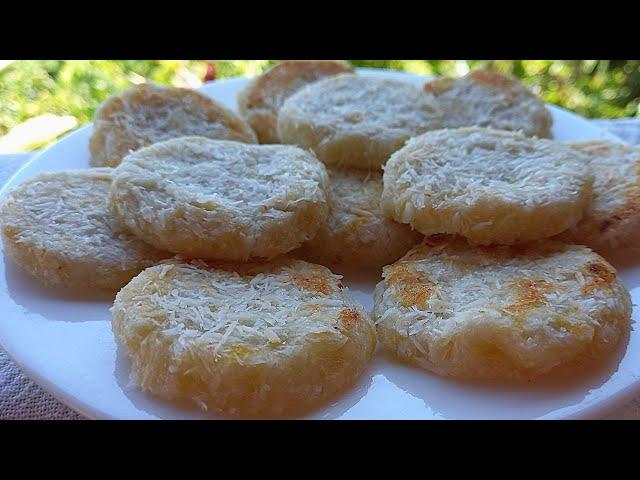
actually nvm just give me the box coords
[0,60,638,152]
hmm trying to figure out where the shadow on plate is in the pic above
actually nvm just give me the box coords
[113,344,374,420]
[2,254,114,323]
[375,327,631,419]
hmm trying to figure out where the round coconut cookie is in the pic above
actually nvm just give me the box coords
[277,74,443,169]
[0,169,169,290]
[382,127,593,245]
[425,69,553,138]
[109,137,330,261]
[297,168,422,267]
[112,257,377,417]
[89,83,257,168]
[373,236,632,380]
[237,60,354,143]
[556,141,640,252]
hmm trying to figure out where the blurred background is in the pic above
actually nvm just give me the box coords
[1,60,639,153]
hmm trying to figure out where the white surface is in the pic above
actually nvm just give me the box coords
[1,69,638,420]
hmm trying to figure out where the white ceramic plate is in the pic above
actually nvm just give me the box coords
[1,68,638,420]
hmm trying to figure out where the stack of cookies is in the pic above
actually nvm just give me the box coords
[0,61,635,417]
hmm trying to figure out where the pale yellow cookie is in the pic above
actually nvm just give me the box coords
[425,68,553,138]
[0,169,168,290]
[278,74,443,169]
[109,137,329,261]
[382,127,592,245]
[90,83,257,167]
[374,237,631,380]
[557,141,640,251]
[237,60,354,143]
[298,168,422,267]
[112,258,377,417]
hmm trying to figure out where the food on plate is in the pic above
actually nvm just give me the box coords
[237,60,354,143]
[373,236,632,380]
[382,127,592,245]
[90,83,257,167]
[277,74,443,169]
[109,137,330,260]
[3,65,636,419]
[112,258,377,416]
[0,169,168,290]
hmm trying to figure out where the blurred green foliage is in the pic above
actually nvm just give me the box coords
[1,60,638,147]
